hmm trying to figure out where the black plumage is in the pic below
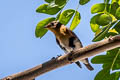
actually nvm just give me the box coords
[69,37,75,48]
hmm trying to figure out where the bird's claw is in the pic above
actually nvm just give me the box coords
[51,54,62,60]
[57,54,62,57]
[108,35,113,41]
[51,57,56,60]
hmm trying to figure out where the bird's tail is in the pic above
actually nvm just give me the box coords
[83,58,94,71]
[75,61,82,68]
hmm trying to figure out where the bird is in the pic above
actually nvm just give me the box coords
[44,21,94,71]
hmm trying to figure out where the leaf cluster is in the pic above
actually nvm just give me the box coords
[91,0,120,80]
[90,0,120,42]
[35,0,90,38]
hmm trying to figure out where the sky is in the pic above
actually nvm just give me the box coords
[0,0,104,80]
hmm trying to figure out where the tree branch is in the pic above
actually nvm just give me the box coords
[1,35,120,80]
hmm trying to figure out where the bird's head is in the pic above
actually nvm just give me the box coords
[44,21,62,30]
[44,21,67,35]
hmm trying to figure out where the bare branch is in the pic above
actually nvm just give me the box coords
[1,35,120,80]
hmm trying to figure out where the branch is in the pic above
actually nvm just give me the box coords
[1,35,120,80]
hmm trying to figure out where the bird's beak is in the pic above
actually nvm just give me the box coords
[44,25,50,29]
[44,25,48,28]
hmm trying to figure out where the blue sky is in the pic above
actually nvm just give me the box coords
[0,0,104,80]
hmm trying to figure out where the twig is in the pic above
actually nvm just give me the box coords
[1,35,120,80]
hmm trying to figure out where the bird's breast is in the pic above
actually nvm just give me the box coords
[57,36,73,53]
[58,36,69,47]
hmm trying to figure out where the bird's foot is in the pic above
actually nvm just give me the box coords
[51,54,62,60]
[68,51,74,63]
[51,57,56,60]
[108,35,113,41]
[57,54,62,57]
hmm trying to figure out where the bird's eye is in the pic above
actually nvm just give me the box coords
[51,23,54,26]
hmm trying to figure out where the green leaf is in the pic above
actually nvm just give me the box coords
[114,21,120,34]
[95,29,102,36]
[92,27,108,42]
[106,72,120,80]
[92,48,120,70]
[112,64,120,70]
[103,63,120,70]
[44,0,54,3]
[119,0,120,4]
[90,14,100,32]
[92,25,110,42]
[91,54,120,65]
[70,11,81,30]
[95,70,120,80]
[92,47,120,80]
[91,3,105,14]
[55,0,67,7]
[106,32,118,37]
[35,17,55,38]
[106,0,110,4]
[91,55,114,64]
[96,13,112,26]
[94,69,110,80]
[56,11,62,20]
[103,48,120,70]
[115,7,120,20]
[107,48,120,55]
[36,4,61,15]
[110,49,120,70]
[79,0,90,5]
[92,21,116,42]
[59,9,75,25]
[110,2,119,16]
[112,0,120,5]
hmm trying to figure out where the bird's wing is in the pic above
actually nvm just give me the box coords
[66,28,78,37]
[56,38,67,53]
[67,29,94,70]
[66,28,83,48]
[69,37,75,48]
